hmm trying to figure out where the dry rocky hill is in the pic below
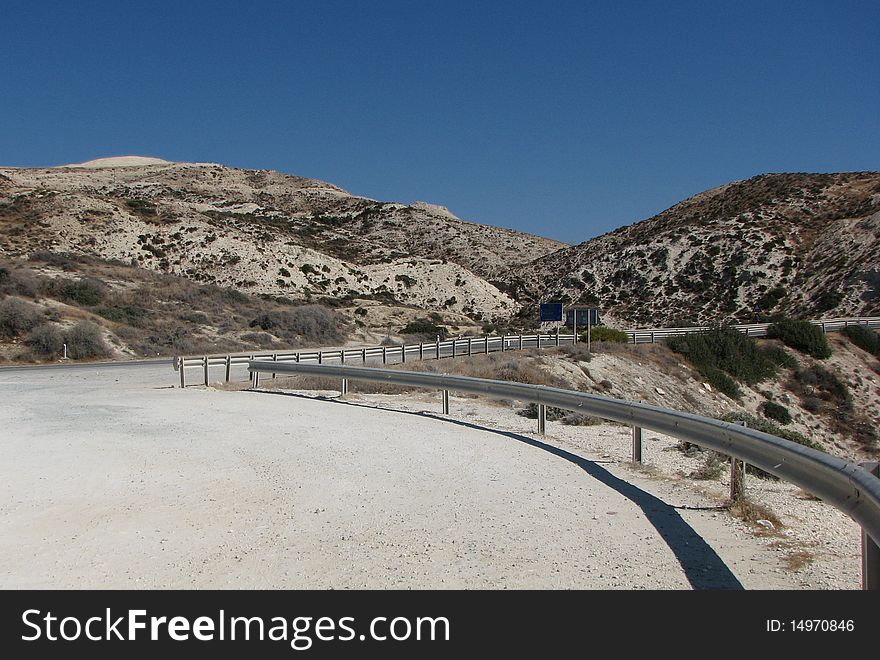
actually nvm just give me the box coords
[0,157,565,324]
[2,159,879,333]
[505,172,880,327]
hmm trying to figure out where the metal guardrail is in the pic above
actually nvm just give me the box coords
[248,360,880,589]
[626,316,880,344]
[174,332,577,387]
[176,316,880,387]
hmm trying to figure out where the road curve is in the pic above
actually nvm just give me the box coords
[0,361,814,589]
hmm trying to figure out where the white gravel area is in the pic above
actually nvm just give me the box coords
[0,364,863,589]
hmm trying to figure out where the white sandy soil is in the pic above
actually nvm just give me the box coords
[0,362,861,589]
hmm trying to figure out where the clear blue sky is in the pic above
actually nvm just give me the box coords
[2,1,877,244]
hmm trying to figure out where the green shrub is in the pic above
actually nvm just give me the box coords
[761,345,798,369]
[583,325,628,343]
[667,327,784,399]
[721,412,824,452]
[63,321,110,359]
[701,365,742,399]
[25,324,64,357]
[54,278,106,306]
[760,401,792,425]
[0,298,43,337]
[95,305,151,327]
[842,324,880,357]
[767,319,832,359]
[400,320,448,339]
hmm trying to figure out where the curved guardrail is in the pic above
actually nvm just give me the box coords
[177,316,880,386]
[248,359,880,588]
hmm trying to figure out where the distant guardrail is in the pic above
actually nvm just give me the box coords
[247,360,880,590]
[174,332,577,387]
[174,316,880,388]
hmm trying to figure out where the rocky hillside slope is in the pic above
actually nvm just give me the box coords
[504,172,880,327]
[0,157,565,323]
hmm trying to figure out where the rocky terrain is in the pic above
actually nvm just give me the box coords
[0,157,565,324]
[2,159,878,330]
[507,172,880,327]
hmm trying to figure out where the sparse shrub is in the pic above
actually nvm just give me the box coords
[63,321,110,359]
[761,401,792,425]
[767,319,832,359]
[27,250,80,270]
[842,324,880,357]
[248,305,344,344]
[690,452,726,480]
[584,325,628,343]
[0,298,43,337]
[179,311,209,325]
[789,365,850,405]
[559,343,592,362]
[0,262,41,297]
[125,198,157,216]
[518,403,568,421]
[561,413,604,426]
[721,412,823,452]
[53,278,107,306]
[24,324,64,357]
[400,319,448,339]
[241,331,276,348]
[95,305,151,327]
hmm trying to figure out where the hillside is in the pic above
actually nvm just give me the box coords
[504,172,880,327]
[0,157,566,324]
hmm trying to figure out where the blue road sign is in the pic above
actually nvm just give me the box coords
[566,308,601,326]
[539,303,563,322]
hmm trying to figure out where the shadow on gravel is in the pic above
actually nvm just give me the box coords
[254,389,744,590]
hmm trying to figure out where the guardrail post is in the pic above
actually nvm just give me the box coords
[485,335,489,354]
[501,334,505,352]
[519,334,523,350]
[436,337,440,359]
[341,378,348,397]
[650,331,654,344]
[340,349,345,365]
[468,337,472,356]
[272,353,277,379]
[730,421,747,502]
[555,328,560,346]
[861,461,880,590]
[318,351,322,365]
[442,390,449,415]
[225,356,231,382]
[419,342,424,360]
[382,346,387,364]
[179,357,186,388]
[401,344,406,363]
[203,356,209,386]
[632,426,643,463]
[361,348,366,364]
[538,404,546,435]
[452,339,456,358]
